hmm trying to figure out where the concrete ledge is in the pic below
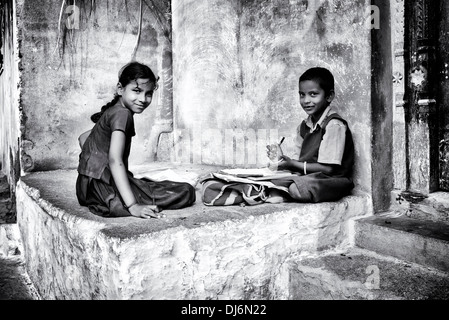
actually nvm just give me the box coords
[16,163,371,299]
[289,248,449,300]
[354,213,449,273]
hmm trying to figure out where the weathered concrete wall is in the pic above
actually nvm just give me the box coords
[0,0,22,197]
[16,182,119,299]
[171,0,372,195]
[17,0,171,172]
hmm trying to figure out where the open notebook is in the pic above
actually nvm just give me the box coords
[133,168,200,187]
[218,168,295,181]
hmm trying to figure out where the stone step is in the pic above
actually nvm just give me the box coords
[354,213,449,272]
[391,190,449,224]
[289,248,449,300]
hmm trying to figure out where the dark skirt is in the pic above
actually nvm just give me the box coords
[76,169,196,217]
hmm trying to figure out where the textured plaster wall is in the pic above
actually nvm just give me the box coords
[16,182,120,299]
[17,0,171,172]
[0,0,22,193]
[171,0,372,195]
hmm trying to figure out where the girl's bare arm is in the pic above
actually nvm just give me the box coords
[277,155,339,176]
[109,131,161,218]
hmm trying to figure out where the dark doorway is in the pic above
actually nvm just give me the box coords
[438,1,449,191]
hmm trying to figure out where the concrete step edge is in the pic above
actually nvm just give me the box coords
[289,248,449,300]
[355,213,449,242]
[354,214,449,272]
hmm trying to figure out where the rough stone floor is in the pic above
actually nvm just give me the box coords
[0,248,39,300]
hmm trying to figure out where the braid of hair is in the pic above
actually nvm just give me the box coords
[90,94,120,123]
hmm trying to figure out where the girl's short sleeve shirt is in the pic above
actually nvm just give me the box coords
[78,102,135,180]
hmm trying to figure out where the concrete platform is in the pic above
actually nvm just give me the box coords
[354,212,449,272]
[16,163,371,300]
[289,248,449,300]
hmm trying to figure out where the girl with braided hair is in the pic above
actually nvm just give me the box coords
[76,61,196,218]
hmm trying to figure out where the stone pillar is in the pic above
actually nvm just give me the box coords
[371,0,394,212]
[391,0,407,191]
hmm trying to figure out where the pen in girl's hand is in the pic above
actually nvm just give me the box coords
[279,137,285,145]
[277,137,285,160]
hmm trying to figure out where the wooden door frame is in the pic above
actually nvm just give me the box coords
[403,0,440,194]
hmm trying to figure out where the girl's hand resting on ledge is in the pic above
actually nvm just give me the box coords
[129,204,165,219]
